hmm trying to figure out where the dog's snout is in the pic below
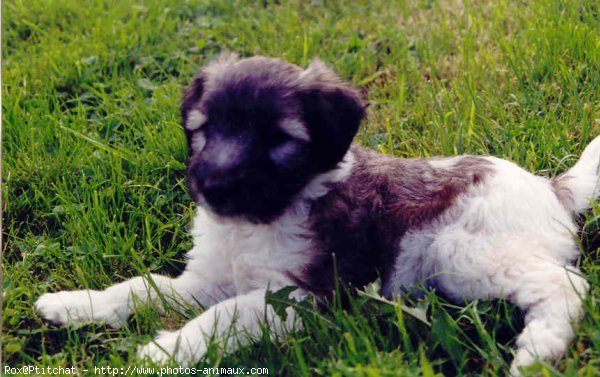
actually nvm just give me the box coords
[201,175,230,192]
[192,164,239,194]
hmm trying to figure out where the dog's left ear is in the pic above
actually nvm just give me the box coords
[298,59,366,172]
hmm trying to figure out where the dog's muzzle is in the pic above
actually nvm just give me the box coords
[190,163,248,213]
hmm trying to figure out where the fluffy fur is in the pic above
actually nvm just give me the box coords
[36,54,600,375]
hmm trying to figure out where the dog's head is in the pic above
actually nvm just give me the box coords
[181,53,365,223]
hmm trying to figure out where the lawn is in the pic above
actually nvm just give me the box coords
[2,0,600,375]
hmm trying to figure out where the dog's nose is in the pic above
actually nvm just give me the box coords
[192,164,234,193]
[201,175,230,192]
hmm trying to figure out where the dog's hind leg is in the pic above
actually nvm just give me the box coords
[35,269,234,328]
[428,231,587,375]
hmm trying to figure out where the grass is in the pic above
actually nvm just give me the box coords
[2,0,600,375]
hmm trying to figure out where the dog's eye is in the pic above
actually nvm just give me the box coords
[191,133,207,152]
[269,140,301,165]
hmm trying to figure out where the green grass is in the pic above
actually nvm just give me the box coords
[3,0,600,375]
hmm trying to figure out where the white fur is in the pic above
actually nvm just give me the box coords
[427,157,458,169]
[202,51,239,81]
[191,133,206,152]
[300,150,355,200]
[185,110,207,131]
[298,58,341,85]
[279,119,310,141]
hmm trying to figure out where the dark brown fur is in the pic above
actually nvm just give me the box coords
[297,147,494,296]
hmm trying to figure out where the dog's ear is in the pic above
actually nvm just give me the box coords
[181,73,205,126]
[181,51,240,126]
[298,59,366,172]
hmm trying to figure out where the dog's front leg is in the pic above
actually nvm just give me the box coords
[137,288,300,366]
[35,270,234,328]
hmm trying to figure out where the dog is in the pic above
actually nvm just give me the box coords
[36,53,600,375]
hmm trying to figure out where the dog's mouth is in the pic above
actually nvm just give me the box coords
[193,184,239,212]
[192,182,275,223]
[204,191,246,216]
[188,161,307,224]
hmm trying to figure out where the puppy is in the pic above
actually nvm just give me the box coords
[36,53,600,375]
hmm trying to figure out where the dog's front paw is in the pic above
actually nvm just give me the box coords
[35,290,128,328]
[137,330,206,366]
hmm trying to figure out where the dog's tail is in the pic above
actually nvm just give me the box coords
[552,135,600,214]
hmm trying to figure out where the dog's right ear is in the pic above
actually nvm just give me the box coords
[181,73,205,127]
[181,51,239,128]
[298,59,366,172]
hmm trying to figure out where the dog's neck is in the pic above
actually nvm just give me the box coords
[298,149,356,201]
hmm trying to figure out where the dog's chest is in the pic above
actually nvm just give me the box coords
[191,207,314,293]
